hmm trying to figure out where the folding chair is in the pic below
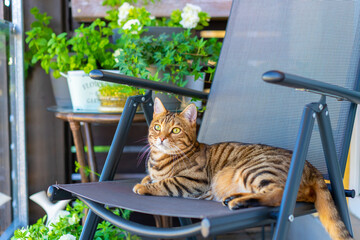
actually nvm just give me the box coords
[48,1,360,239]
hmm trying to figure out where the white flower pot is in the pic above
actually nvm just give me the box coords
[61,70,123,111]
[61,70,104,110]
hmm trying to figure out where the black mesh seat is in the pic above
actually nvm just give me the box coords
[54,179,315,238]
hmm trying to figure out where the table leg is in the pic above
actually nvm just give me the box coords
[83,122,98,182]
[69,121,89,183]
[154,215,173,228]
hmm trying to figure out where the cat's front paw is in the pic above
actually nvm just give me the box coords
[133,183,152,195]
[140,175,152,185]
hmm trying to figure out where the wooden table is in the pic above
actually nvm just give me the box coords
[48,106,146,183]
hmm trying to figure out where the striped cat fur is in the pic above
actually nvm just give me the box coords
[133,98,352,240]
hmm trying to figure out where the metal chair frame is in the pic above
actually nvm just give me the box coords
[48,69,358,239]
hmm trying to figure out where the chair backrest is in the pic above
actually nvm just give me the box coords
[198,0,360,177]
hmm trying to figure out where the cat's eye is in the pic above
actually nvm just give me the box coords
[154,124,161,131]
[172,127,181,134]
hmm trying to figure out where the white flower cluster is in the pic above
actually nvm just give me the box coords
[118,3,142,33]
[68,213,80,225]
[118,2,134,25]
[113,48,123,63]
[59,234,77,240]
[47,210,70,230]
[122,19,142,33]
[180,3,202,29]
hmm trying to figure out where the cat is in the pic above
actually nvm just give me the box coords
[133,97,352,240]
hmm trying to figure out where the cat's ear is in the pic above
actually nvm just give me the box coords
[153,97,167,115]
[180,104,197,124]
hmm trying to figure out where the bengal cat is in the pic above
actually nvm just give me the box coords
[133,97,352,240]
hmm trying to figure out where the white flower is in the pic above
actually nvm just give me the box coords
[180,3,202,29]
[68,213,80,225]
[47,210,70,230]
[118,2,134,25]
[182,3,201,15]
[122,19,142,34]
[18,228,30,238]
[149,15,155,20]
[180,12,200,29]
[113,48,123,63]
[59,234,77,240]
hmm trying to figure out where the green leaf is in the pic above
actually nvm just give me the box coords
[52,70,61,79]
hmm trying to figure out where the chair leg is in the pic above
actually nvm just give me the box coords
[179,218,197,240]
[79,210,100,240]
[317,106,353,237]
[154,215,173,228]
[273,104,316,240]
[79,96,140,239]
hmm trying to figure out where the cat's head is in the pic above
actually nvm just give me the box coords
[148,97,197,155]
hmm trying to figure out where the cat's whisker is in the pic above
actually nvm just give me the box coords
[173,146,191,161]
[135,136,149,144]
[137,144,152,167]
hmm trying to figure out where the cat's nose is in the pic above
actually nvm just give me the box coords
[160,137,166,142]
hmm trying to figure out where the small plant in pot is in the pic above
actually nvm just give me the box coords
[98,84,141,112]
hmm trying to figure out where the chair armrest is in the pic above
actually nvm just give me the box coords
[90,70,209,100]
[47,185,75,202]
[262,70,360,104]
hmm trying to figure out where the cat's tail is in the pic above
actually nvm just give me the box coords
[314,179,352,240]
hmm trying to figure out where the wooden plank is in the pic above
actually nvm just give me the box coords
[71,0,232,22]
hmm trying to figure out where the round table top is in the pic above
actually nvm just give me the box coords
[48,106,146,123]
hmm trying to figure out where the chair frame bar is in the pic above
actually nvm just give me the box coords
[273,97,353,239]
[79,196,203,239]
[273,101,316,239]
[317,104,353,236]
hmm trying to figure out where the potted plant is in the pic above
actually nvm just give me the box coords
[105,2,221,109]
[26,2,222,111]
[25,8,139,111]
